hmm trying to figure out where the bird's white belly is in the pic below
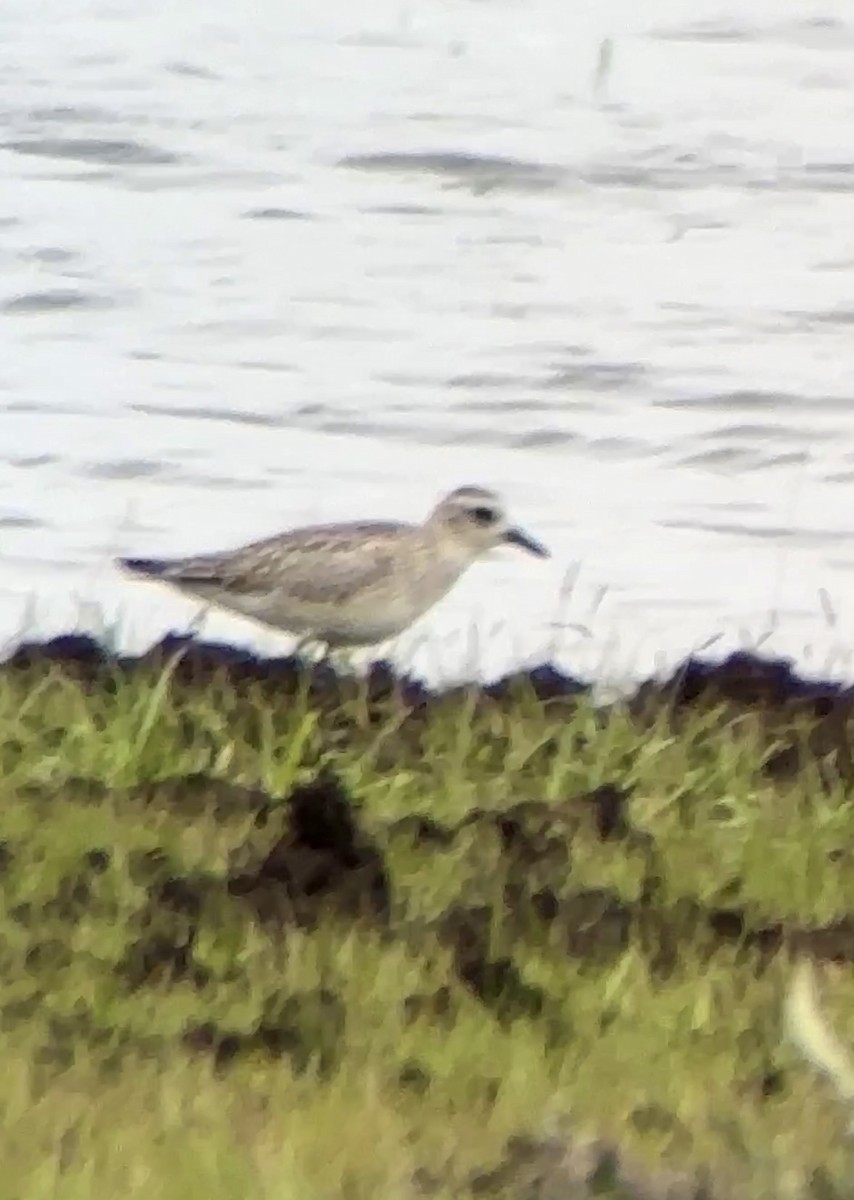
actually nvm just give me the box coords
[206,586,428,647]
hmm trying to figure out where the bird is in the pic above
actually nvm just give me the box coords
[117,484,549,653]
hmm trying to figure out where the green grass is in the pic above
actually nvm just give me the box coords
[3,635,854,1198]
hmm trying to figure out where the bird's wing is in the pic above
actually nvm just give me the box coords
[151,521,406,603]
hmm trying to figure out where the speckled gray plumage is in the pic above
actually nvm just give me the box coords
[118,485,549,649]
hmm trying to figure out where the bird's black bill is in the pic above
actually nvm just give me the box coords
[503,527,549,558]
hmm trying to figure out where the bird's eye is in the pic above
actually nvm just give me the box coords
[471,505,498,526]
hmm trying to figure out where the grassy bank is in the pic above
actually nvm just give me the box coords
[2,634,854,1198]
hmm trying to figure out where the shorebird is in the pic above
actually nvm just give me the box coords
[117,485,549,652]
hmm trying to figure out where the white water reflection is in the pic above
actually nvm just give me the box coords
[1,0,854,687]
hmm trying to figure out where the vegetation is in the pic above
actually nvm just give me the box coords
[2,633,854,1198]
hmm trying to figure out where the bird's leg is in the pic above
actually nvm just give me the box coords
[188,603,211,641]
[299,636,350,676]
[326,646,359,676]
[292,635,331,682]
[292,633,317,660]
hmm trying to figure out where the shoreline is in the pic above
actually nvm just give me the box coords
[6,625,854,702]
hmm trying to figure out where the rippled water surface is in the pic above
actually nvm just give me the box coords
[2,0,854,684]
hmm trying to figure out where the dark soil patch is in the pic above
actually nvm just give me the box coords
[633,651,854,788]
[227,770,390,928]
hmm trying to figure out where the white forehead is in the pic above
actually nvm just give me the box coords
[441,485,502,508]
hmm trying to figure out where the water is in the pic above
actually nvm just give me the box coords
[2,0,854,687]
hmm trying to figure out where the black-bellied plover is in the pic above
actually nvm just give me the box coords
[118,485,549,651]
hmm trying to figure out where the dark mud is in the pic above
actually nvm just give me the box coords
[4,636,854,1197]
[631,650,854,785]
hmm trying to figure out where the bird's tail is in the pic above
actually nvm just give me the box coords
[118,557,172,578]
